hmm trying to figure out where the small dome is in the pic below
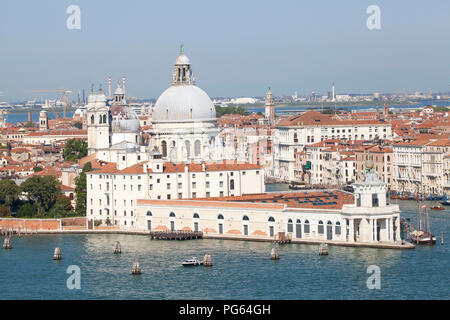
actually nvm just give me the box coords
[153,85,216,121]
[110,105,140,132]
[114,86,124,95]
[176,53,190,65]
[88,93,107,106]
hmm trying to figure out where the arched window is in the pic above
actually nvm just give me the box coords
[161,141,167,158]
[193,213,200,219]
[91,115,94,124]
[218,214,224,220]
[335,221,341,235]
[268,216,275,222]
[169,212,176,218]
[146,211,152,216]
[304,220,310,234]
[230,179,235,190]
[243,215,249,221]
[296,219,301,224]
[287,219,293,233]
[102,114,107,124]
[318,221,324,234]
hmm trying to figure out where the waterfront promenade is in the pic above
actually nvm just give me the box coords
[1,217,414,249]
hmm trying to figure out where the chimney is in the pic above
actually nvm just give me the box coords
[122,76,126,96]
[28,112,31,123]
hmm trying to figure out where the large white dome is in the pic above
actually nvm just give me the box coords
[153,85,216,121]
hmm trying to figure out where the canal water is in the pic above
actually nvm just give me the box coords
[1,198,449,300]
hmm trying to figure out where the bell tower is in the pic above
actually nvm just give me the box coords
[87,86,110,155]
[265,87,275,125]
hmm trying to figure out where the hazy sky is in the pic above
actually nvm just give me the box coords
[1,0,449,101]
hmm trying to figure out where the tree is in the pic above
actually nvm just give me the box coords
[23,122,35,128]
[64,139,88,162]
[16,203,37,218]
[74,161,92,216]
[0,206,11,217]
[33,166,43,173]
[20,176,61,215]
[215,105,249,117]
[48,195,73,218]
[0,179,20,208]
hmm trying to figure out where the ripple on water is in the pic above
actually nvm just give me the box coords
[1,201,449,300]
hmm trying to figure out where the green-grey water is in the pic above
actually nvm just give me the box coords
[1,197,449,300]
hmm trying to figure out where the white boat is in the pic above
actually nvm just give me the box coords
[182,257,203,266]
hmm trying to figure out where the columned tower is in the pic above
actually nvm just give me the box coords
[172,44,195,86]
[87,87,110,155]
[265,87,275,125]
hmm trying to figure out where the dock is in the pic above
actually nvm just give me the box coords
[149,230,203,240]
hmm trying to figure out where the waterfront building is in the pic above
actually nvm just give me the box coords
[421,139,450,196]
[393,138,430,195]
[86,156,264,228]
[22,129,87,145]
[135,168,402,247]
[273,110,392,181]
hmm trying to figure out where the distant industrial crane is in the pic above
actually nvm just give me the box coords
[24,89,73,119]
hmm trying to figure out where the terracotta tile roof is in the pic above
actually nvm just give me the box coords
[194,190,354,210]
[277,111,388,127]
[32,167,62,177]
[60,184,75,191]
[25,130,87,137]
[78,153,97,167]
[137,199,285,210]
[427,139,450,147]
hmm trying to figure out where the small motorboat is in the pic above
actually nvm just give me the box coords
[430,205,445,211]
[182,257,203,266]
[289,181,306,190]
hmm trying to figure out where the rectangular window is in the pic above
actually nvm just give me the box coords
[192,182,196,189]
[178,183,182,189]
[372,194,379,207]
[206,181,210,188]
[138,185,141,191]
[167,183,171,190]
[149,184,153,190]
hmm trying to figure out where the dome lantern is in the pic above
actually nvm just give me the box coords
[172,44,195,86]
